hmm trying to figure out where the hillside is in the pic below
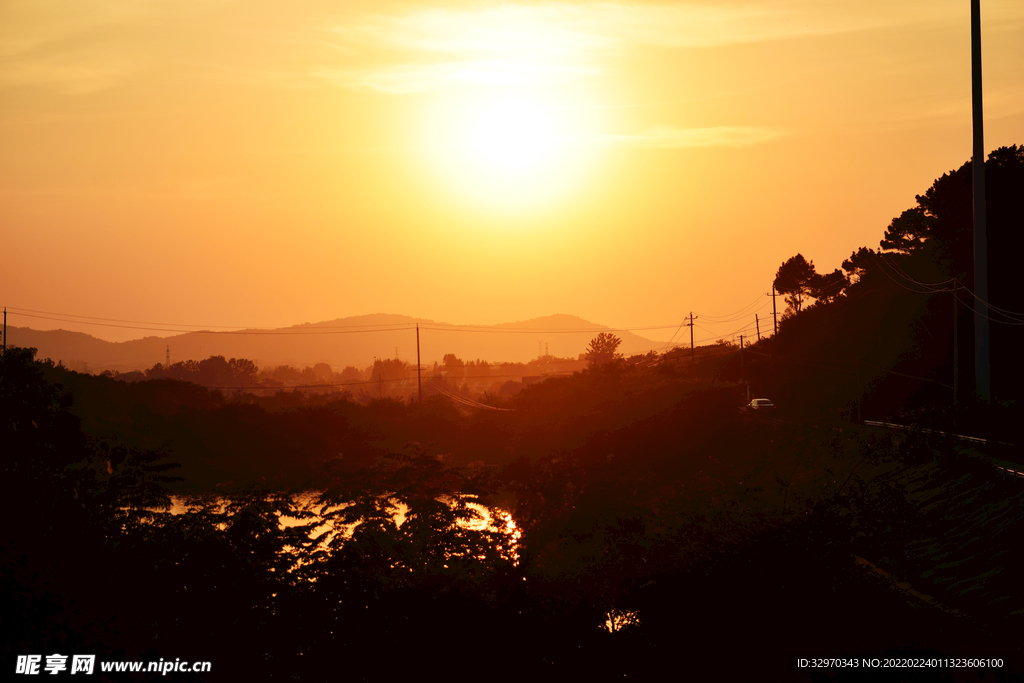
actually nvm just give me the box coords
[6,313,661,373]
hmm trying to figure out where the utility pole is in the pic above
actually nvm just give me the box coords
[416,323,422,402]
[768,288,778,335]
[971,0,990,401]
[739,335,749,401]
[166,345,170,367]
[755,314,761,341]
[857,364,863,425]
[953,286,959,409]
[684,312,697,363]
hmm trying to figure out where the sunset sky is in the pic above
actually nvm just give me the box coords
[2,0,1022,346]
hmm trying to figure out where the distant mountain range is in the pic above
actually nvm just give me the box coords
[6,314,662,373]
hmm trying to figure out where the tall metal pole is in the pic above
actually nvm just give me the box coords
[740,334,749,401]
[769,288,778,335]
[685,312,697,363]
[953,286,959,407]
[416,323,422,402]
[755,314,761,341]
[971,0,990,401]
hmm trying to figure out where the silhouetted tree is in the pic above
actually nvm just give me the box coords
[585,332,623,366]
[773,253,817,314]
[146,355,258,387]
[842,246,875,283]
[879,207,931,254]
[370,357,409,380]
[808,268,849,305]
[336,366,361,382]
[312,362,332,382]
[228,357,259,385]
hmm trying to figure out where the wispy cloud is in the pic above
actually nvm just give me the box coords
[0,57,136,94]
[326,1,947,94]
[0,0,1003,96]
[0,1,167,92]
[327,3,779,93]
[317,59,600,94]
[338,2,852,57]
[598,125,788,148]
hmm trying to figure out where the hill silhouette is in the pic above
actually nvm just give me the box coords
[5,147,1023,678]
[6,313,661,373]
[741,145,1024,438]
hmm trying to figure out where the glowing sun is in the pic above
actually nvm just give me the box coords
[421,92,602,213]
[470,100,556,170]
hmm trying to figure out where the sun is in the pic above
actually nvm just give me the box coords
[470,99,556,170]
[421,92,602,214]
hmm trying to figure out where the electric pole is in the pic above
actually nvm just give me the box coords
[684,312,697,363]
[971,0,990,401]
[953,285,959,408]
[857,364,863,424]
[768,288,778,335]
[416,323,422,402]
[755,314,761,341]
[740,334,749,401]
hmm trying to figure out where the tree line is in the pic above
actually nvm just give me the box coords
[758,146,1023,430]
[4,342,1021,679]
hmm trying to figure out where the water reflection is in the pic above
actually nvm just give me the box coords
[604,609,641,633]
[160,492,520,565]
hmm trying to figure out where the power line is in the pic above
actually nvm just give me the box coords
[953,291,1024,326]
[429,381,512,411]
[875,253,957,289]
[651,320,687,355]
[868,257,1024,325]
[6,307,293,330]
[8,308,685,336]
[744,346,954,389]
[691,299,772,325]
[417,324,681,334]
[5,307,419,331]
[949,281,1024,320]
[695,292,767,321]
[8,312,422,336]
[870,255,956,295]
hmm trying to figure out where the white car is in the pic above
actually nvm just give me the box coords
[748,398,775,410]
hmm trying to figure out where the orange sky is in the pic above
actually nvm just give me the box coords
[2,0,1022,345]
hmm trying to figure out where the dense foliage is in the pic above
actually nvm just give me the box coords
[755,146,1024,436]
[5,148,1023,680]
[4,345,1022,680]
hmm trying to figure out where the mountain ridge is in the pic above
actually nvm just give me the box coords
[6,313,662,373]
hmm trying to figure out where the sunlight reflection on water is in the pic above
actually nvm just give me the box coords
[603,609,641,633]
[162,493,520,565]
